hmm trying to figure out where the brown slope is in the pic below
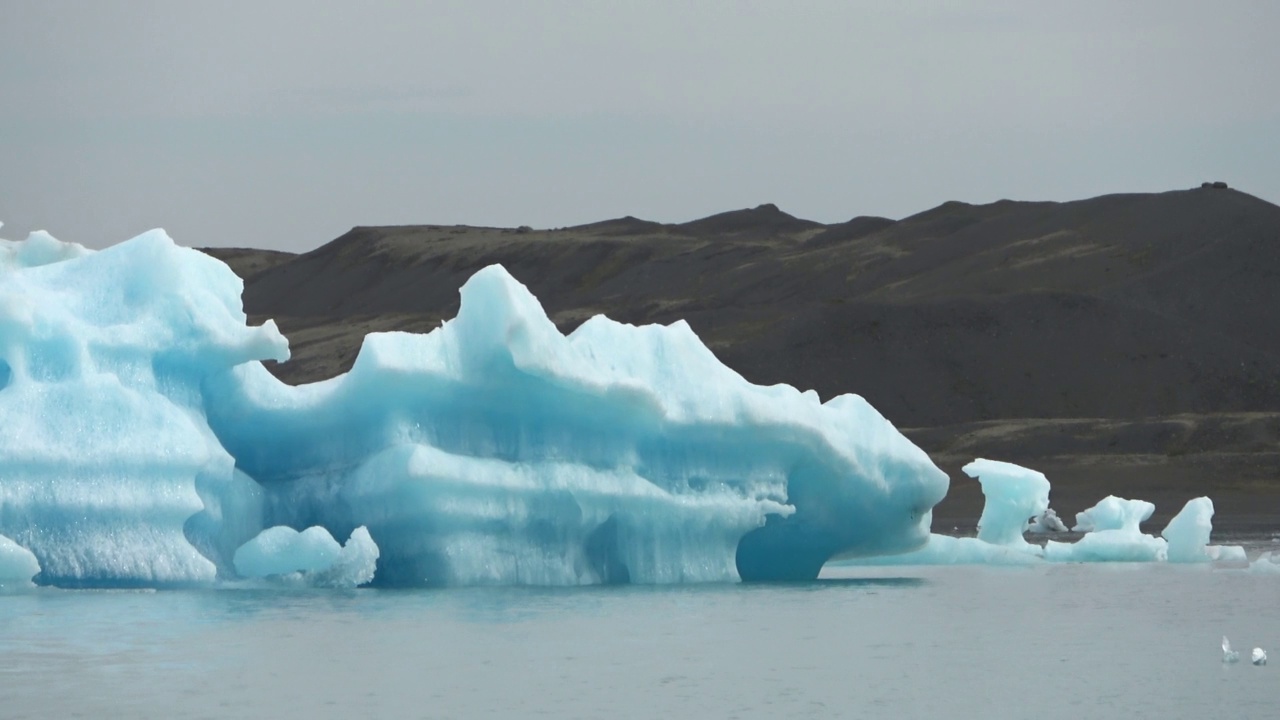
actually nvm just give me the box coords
[204,188,1280,432]
[199,247,297,281]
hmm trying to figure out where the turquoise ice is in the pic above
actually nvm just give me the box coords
[0,228,948,586]
[837,459,1247,566]
[233,525,379,588]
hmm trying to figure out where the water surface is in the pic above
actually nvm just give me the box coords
[2,564,1276,719]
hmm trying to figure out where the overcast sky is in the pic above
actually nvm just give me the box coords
[2,1,1277,251]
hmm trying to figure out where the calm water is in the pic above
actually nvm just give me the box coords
[2,563,1277,719]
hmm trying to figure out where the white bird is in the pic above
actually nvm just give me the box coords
[1223,636,1240,663]
[1252,648,1267,666]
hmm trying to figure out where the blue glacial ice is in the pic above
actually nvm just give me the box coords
[1043,496,1168,562]
[0,229,287,586]
[0,227,948,587]
[203,264,948,585]
[233,526,379,588]
[0,225,90,271]
[0,533,41,585]
[1162,497,1246,564]
[971,458,1049,551]
[1250,552,1280,573]
[836,458,1050,566]
[837,459,1247,567]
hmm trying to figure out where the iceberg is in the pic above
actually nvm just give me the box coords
[1044,496,1167,563]
[0,229,288,586]
[1070,495,1155,533]
[204,264,948,585]
[0,225,90,271]
[1161,497,1215,562]
[1160,497,1246,564]
[970,459,1049,552]
[0,227,948,587]
[835,458,1048,566]
[1250,552,1280,573]
[1206,544,1247,563]
[233,526,379,588]
[834,461,1246,568]
[1044,495,1166,562]
[0,533,41,585]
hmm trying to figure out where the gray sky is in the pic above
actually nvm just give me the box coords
[2,1,1277,252]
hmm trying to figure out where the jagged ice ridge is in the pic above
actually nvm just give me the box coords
[0,227,948,587]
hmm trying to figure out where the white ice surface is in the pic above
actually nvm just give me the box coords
[0,228,90,271]
[0,534,41,584]
[835,462,1249,567]
[1071,496,1155,532]
[837,458,1048,566]
[233,526,379,588]
[0,228,287,586]
[1045,495,1169,563]
[205,263,948,585]
[1162,497,1216,563]
[966,458,1049,552]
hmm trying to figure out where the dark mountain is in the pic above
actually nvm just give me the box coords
[201,186,1280,522]
[672,203,826,238]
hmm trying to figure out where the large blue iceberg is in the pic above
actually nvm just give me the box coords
[0,227,949,587]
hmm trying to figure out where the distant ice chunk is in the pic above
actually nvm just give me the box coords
[316,526,379,588]
[1162,497,1215,563]
[1160,497,1247,564]
[234,526,342,577]
[0,534,41,585]
[1071,495,1155,532]
[233,526,379,588]
[1224,637,1240,664]
[1207,544,1248,564]
[1045,495,1168,562]
[1252,648,1267,666]
[835,458,1047,566]
[1249,551,1280,573]
[1044,530,1168,563]
[965,459,1049,553]
[1027,508,1068,533]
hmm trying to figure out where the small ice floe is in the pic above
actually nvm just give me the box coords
[1252,648,1267,666]
[1250,551,1280,573]
[0,533,41,586]
[1223,636,1240,664]
[233,526,380,588]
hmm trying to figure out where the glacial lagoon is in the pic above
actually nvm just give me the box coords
[4,550,1278,719]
